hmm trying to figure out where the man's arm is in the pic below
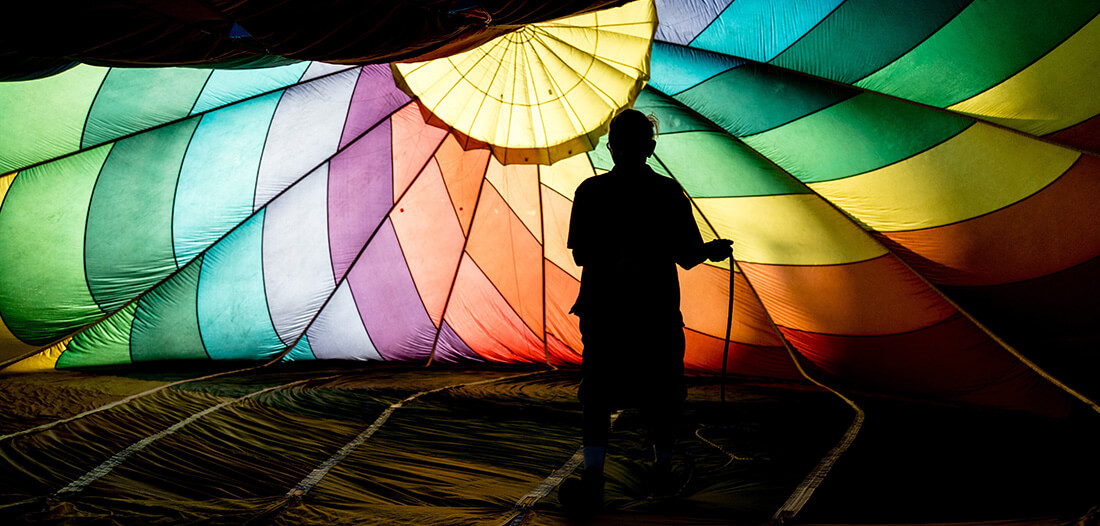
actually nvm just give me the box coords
[673,186,732,269]
[567,182,592,267]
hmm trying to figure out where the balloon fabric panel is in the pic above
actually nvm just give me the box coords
[390,156,469,328]
[131,257,209,362]
[3,0,1099,417]
[86,119,198,312]
[0,66,107,173]
[465,173,545,338]
[876,155,1100,287]
[0,147,111,346]
[304,281,382,361]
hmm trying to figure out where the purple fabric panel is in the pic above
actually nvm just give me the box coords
[340,64,412,149]
[328,120,394,282]
[348,218,435,361]
[654,0,734,45]
[430,320,480,363]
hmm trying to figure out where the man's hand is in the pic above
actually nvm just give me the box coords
[705,239,733,262]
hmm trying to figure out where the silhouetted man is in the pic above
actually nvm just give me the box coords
[562,109,732,511]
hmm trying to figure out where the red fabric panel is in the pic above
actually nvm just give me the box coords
[878,155,1100,286]
[546,331,582,367]
[781,316,1072,417]
[1045,114,1100,155]
[544,261,582,355]
[940,255,1100,358]
[684,328,801,380]
[445,255,545,364]
[741,256,955,336]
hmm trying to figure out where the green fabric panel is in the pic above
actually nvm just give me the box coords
[81,68,211,149]
[770,0,972,84]
[586,134,672,177]
[856,0,1100,107]
[674,64,855,136]
[0,146,111,345]
[86,118,200,311]
[57,302,136,368]
[132,255,209,362]
[633,89,725,135]
[654,132,807,198]
[0,66,108,174]
[742,93,972,183]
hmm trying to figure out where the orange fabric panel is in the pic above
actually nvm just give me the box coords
[546,331,581,367]
[487,160,543,243]
[782,316,1072,417]
[435,134,491,235]
[544,260,582,354]
[878,155,1100,286]
[389,159,465,326]
[465,183,545,336]
[741,255,956,336]
[445,254,545,364]
[683,328,802,381]
[539,185,582,279]
[390,103,448,202]
[679,264,784,347]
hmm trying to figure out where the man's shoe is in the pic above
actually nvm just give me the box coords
[560,466,604,516]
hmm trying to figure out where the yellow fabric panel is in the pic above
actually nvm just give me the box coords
[0,319,38,364]
[693,194,887,266]
[1,338,69,372]
[393,0,654,164]
[689,202,738,271]
[948,14,1100,136]
[539,154,595,199]
[0,311,36,363]
[809,124,1079,231]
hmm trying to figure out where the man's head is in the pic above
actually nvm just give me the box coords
[607,109,656,167]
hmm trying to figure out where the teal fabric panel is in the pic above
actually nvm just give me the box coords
[197,211,285,360]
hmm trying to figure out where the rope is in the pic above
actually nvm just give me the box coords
[502,410,623,526]
[286,371,546,498]
[721,258,735,403]
[55,376,330,496]
[0,362,277,442]
[694,424,751,468]
[771,345,864,524]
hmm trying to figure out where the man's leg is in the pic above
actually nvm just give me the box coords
[642,398,682,496]
[560,397,610,513]
[582,400,611,472]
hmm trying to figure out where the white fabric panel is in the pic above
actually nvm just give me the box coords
[262,164,336,345]
[253,68,358,210]
[306,281,382,360]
